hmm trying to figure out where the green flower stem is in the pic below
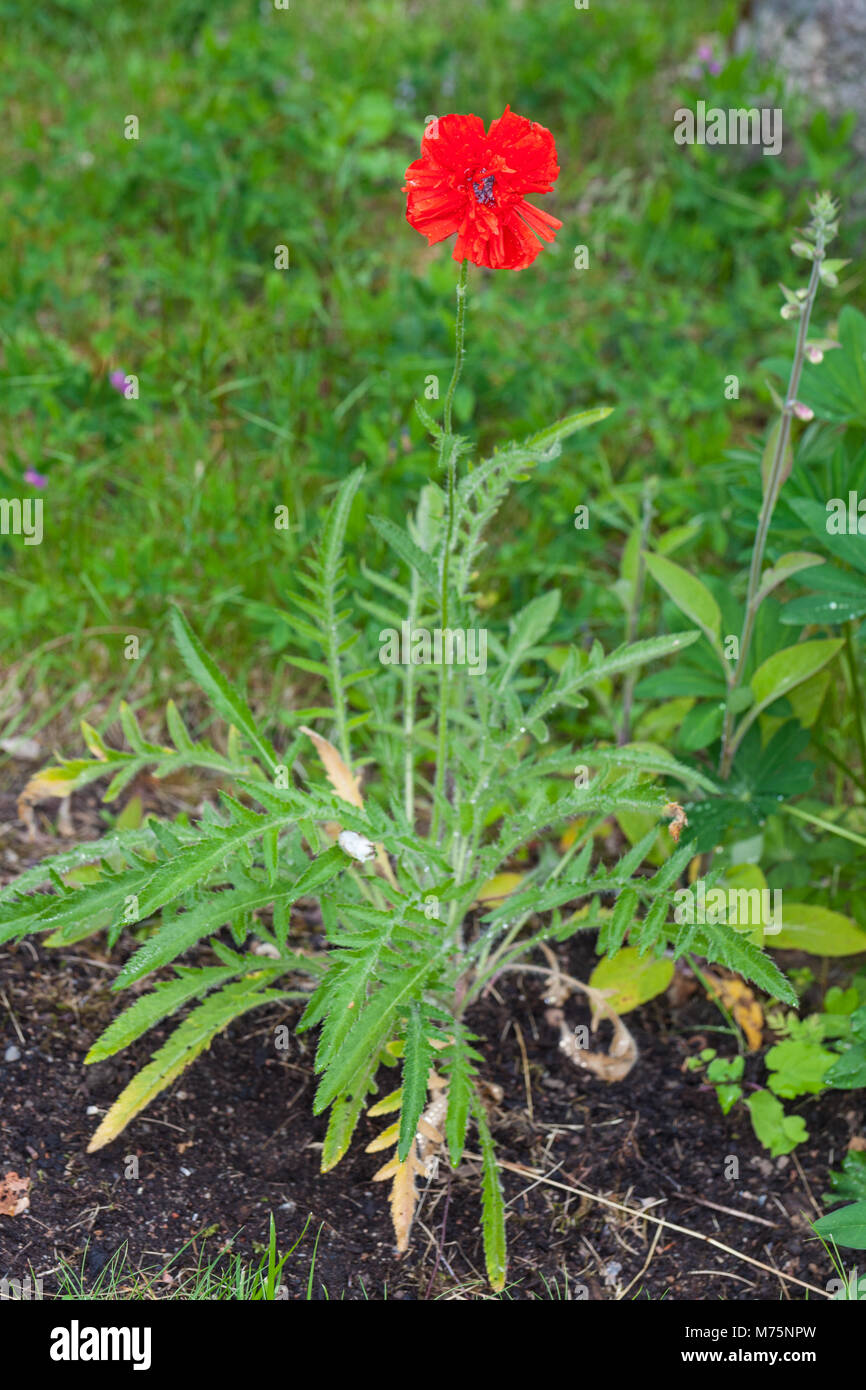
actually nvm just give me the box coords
[403,566,421,827]
[782,801,866,849]
[719,231,828,779]
[431,258,469,841]
[619,476,657,746]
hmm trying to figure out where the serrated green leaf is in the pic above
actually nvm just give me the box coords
[473,1092,507,1293]
[398,1006,433,1162]
[170,607,278,776]
[320,1051,381,1173]
[87,977,289,1151]
[370,515,438,593]
[524,405,613,454]
[86,966,237,1062]
[444,1038,475,1168]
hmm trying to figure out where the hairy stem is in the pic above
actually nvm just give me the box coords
[719,230,828,778]
[432,258,469,840]
[619,477,657,745]
[404,566,421,827]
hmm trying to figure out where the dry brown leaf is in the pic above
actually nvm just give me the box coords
[299,726,397,889]
[663,800,688,843]
[667,960,698,1008]
[368,1068,447,1254]
[18,763,81,819]
[0,1171,31,1216]
[704,970,764,1052]
[558,1009,638,1082]
[390,1154,420,1253]
[299,725,364,807]
[418,1117,444,1145]
[417,1088,448,1174]
[538,948,638,1082]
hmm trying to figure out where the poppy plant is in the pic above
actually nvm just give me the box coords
[403,106,562,270]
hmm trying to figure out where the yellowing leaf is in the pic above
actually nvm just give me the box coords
[365,1121,400,1153]
[475,872,526,904]
[87,981,283,1151]
[559,820,585,851]
[371,1154,401,1182]
[588,947,674,1014]
[367,1088,403,1118]
[704,971,764,1052]
[80,720,109,760]
[18,763,82,811]
[87,1049,195,1152]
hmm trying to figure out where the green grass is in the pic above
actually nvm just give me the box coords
[44,1214,318,1301]
[2,0,861,750]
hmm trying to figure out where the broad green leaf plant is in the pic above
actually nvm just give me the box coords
[1,264,797,1292]
[641,195,856,851]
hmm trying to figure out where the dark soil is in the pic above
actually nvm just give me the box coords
[0,787,860,1301]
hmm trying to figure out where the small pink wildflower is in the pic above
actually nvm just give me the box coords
[109,370,127,394]
[791,401,814,421]
[24,468,47,488]
[696,42,723,75]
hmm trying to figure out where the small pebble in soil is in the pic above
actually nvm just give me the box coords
[4,1045,21,1061]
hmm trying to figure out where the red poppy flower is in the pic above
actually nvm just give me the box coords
[403,106,562,271]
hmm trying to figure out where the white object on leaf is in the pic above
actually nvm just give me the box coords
[338,830,376,863]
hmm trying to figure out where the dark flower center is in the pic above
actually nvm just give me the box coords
[471,173,496,206]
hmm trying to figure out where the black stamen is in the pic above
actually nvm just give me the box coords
[471,174,496,206]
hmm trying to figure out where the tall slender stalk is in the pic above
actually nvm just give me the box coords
[719,198,837,778]
[619,476,657,745]
[403,565,421,826]
[431,258,469,839]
